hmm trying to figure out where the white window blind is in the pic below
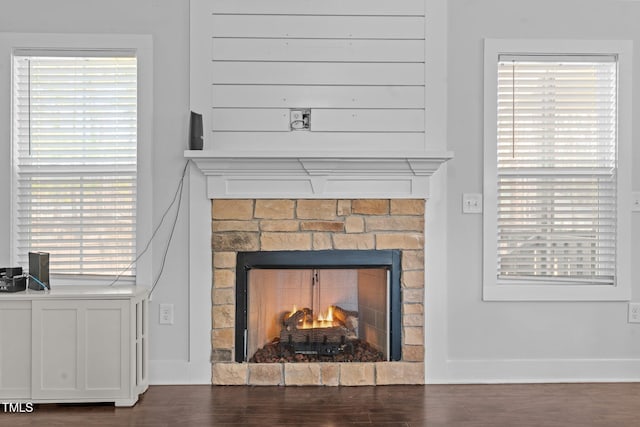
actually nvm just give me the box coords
[496,55,617,285]
[12,54,138,280]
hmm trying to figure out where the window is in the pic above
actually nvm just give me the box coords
[0,34,153,286]
[12,53,138,281]
[483,39,632,301]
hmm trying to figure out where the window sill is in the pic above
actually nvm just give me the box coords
[483,282,630,302]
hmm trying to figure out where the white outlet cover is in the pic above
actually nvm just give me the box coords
[159,303,174,325]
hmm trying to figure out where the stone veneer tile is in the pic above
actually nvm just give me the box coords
[213,269,235,288]
[403,314,424,327]
[212,363,247,385]
[249,364,283,386]
[332,234,374,250]
[296,200,337,220]
[351,199,389,215]
[376,362,424,385]
[300,221,345,232]
[344,216,365,233]
[390,199,425,216]
[212,232,259,252]
[352,199,389,215]
[212,220,260,232]
[402,250,424,270]
[212,328,235,349]
[376,233,424,250]
[211,349,232,362]
[401,270,424,288]
[366,216,424,232]
[403,345,425,362]
[403,327,424,346]
[254,200,295,219]
[403,303,424,315]
[212,288,234,305]
[337,200,352,216]
[321,363,340,386]
[213,252,236,269]
[212,305,235,329]
[403,289,424,304]
[261,232,311,250]
[212,200,254,220]
[339,363,375,386]
[260,220,300,232]
[284,363,321,385]
[312,233,333,250]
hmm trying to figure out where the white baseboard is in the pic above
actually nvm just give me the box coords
[149,358,640,385]
[149,360,211,385]
[427,358,640,384]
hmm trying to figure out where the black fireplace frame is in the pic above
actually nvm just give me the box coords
[235,249,402,362]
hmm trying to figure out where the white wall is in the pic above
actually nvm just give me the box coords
[3,0,639,385]
[436,0,640,382]
[0,1,196,382]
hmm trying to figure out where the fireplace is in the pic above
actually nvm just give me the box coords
[235,250,402,363]
[205,198,428,385]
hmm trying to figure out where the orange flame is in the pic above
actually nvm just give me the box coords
[295,306,337,329]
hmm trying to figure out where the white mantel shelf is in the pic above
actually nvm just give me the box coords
[185,150,453,199]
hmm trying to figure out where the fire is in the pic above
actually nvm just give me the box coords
[287,305,337,329]
[286,305,298,319]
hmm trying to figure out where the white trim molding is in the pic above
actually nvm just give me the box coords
[482,38,633,302]
[429,358,640,384]
[185,150,452,199]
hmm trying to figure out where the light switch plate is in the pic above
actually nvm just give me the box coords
[629,303,640,323]
[632,192,640,212]
[462,193,483,214]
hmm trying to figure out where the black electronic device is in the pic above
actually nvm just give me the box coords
[189,111,203,150]
[28,251,50,290]
[0,267,27,293]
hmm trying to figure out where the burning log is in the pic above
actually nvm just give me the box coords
[331,305,358,332]
[280,305,357,345]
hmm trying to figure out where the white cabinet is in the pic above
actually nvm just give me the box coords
[0,301,31,399]
[0,286,148,407]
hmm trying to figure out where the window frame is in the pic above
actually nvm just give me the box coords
[0,33,153,287]
[483,39,632,301]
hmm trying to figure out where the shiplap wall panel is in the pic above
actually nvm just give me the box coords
[212,39,425,63]
[211,85,424,109]
[212,108,290,131]
[211,109,425,133]
[211,15,425,39]
[211,0,425,16]
[312,109,425,132]
[193,0,427,151]
[212,62,425,86]
[209,132,426,152]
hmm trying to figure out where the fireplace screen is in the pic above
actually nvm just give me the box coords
[235,250,401,363]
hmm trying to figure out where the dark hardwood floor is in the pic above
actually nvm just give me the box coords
[3,383,640,426]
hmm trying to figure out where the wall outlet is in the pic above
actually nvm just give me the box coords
[159,303,174,325]
[290,109,310,131]
[628,303,640,323]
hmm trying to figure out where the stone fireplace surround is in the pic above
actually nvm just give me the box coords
[211,198,425,386]
[185,150,451,386]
